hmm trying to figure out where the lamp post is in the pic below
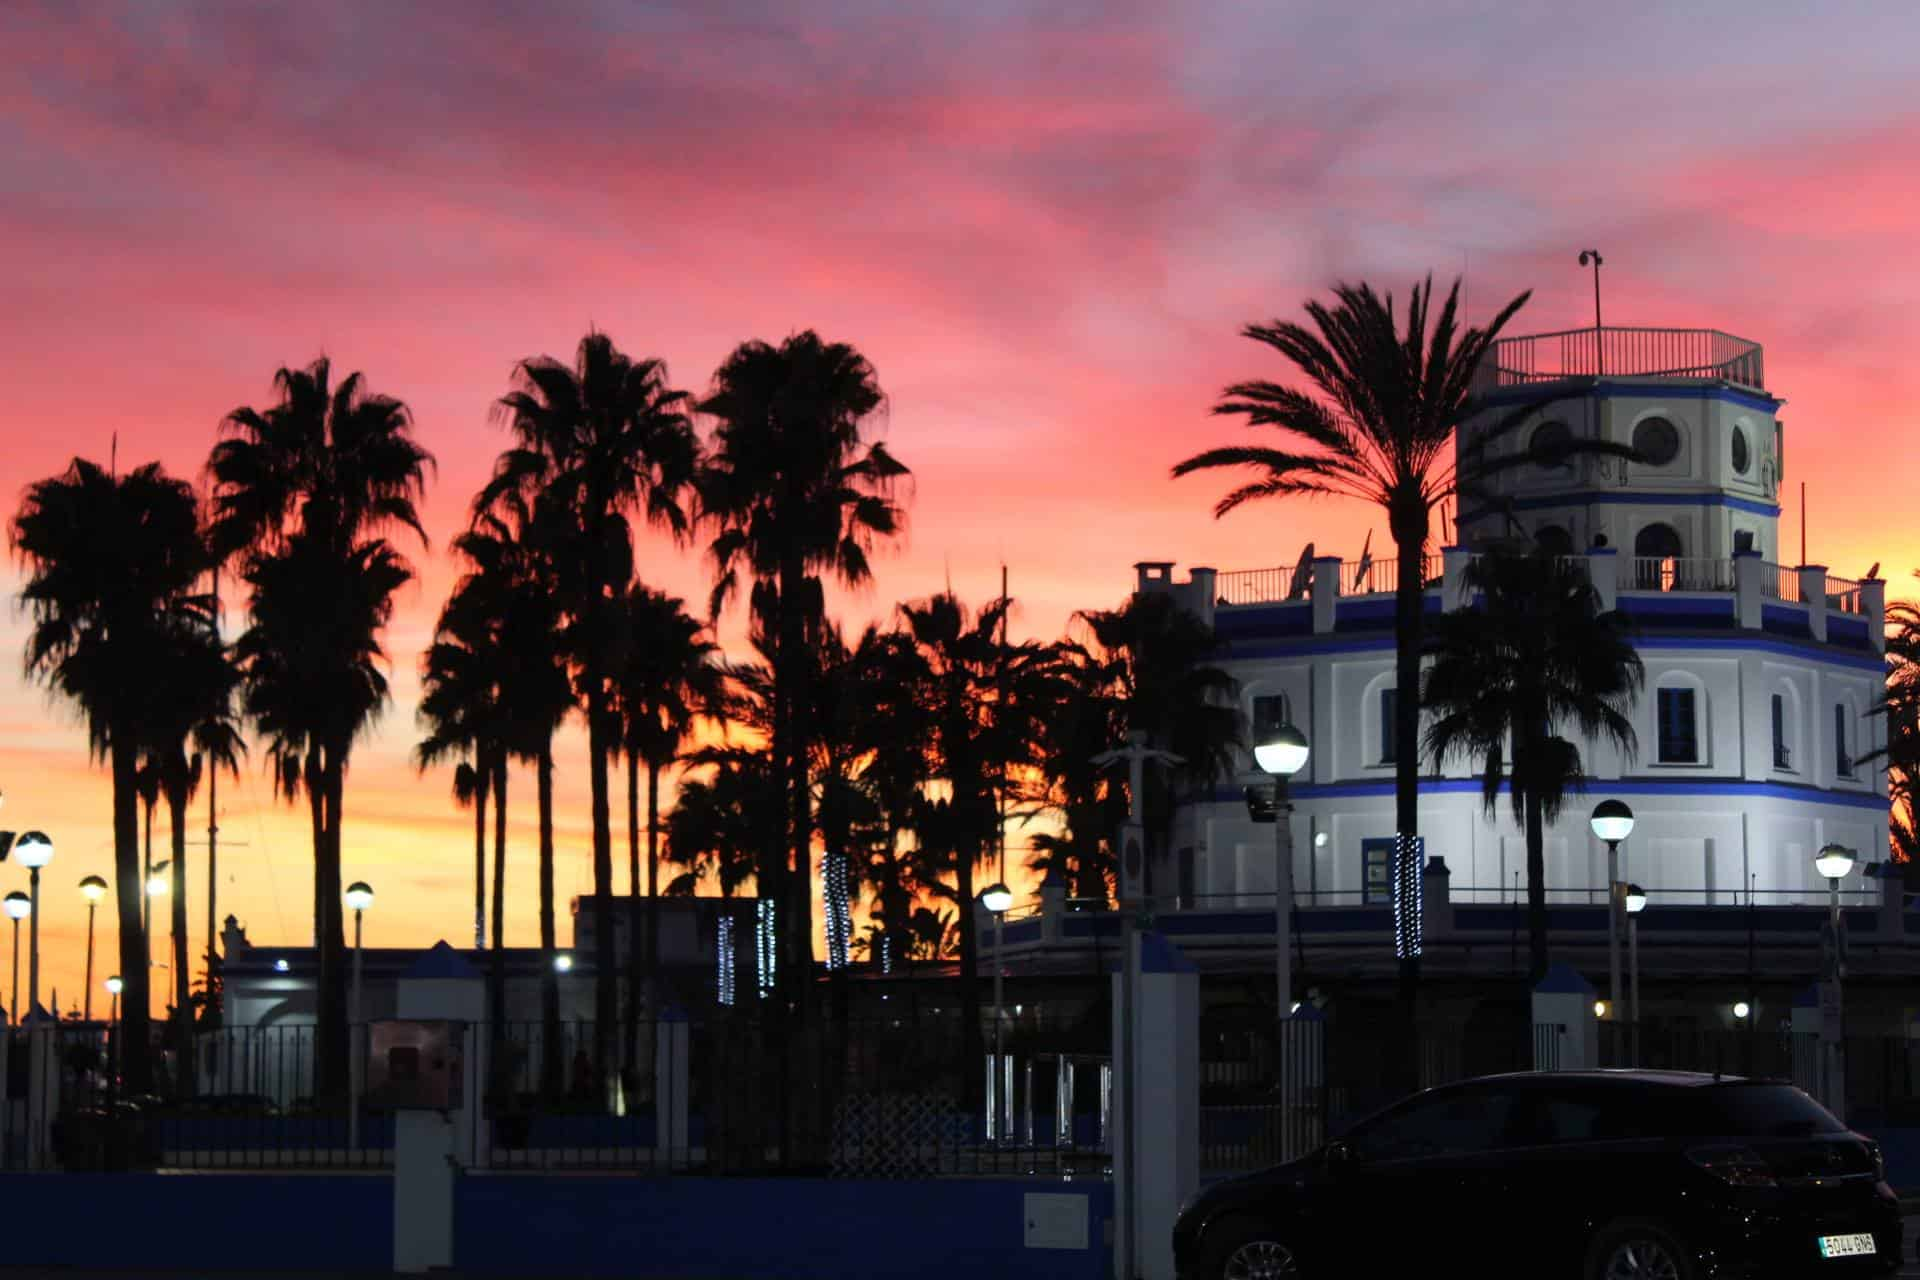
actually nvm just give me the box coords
[14,833,54,1028]
[1623,883,1646,1065]
[1254,723,1312,1023]
[1578,249,1605,375]
[1814,843,1855,1118]
[977,880,1013,1142]
[344,880,373,1151]
[79,875,106,1023]
[105,974,123,1087]
[4,892,28,1026]
[105,974,122,1025]
[1589,800,1634,1052]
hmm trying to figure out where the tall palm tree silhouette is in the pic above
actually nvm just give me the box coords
[1172,278,1532,1030]
[894,592,1053,1101]
[483,332,698,1092]
[1423,550,1642,982]
[698,331,908,1003]
[614,584,721,1063]
[12,457,210,1092]
[144,603,244,1080]
[210,357,432,1097]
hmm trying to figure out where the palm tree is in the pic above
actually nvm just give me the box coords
[12,457,210,1092]
[144,606,244,1088]
[894,592,1054,1097]
[613,584,721,1062]
[1172,279,1539,1009]
[661,746,773,903]
[1077,592,1241,898]
[1030,642,1130,905]
[1422,551,1643,981]
[453,760,488,949]
[211,357,431,1097]
[484,332,698,1091]
[698,331,909,1001]
[1866,576,1920,861]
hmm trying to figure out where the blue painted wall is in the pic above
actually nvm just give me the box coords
[457,1175,1113,1279]
[0,1172,390,1270]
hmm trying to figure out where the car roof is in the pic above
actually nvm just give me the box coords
[1464,1069,1764,1088]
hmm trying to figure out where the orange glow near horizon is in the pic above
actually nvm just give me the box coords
[3,3,1919,1015]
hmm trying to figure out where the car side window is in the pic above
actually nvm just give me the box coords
[1512,1088,1649,1145]
[1348,1089,1517,1161]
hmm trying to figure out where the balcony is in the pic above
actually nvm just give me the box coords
[1489,327,1765,392]
[1157,552,1884,652]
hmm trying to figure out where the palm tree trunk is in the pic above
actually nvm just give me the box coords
[112,737,153,1094]
[316,750,348,1101]
[538,743,561,1102]
[1525,788,1548,984]
[587,691,616,1102]
[167,771,192,1097]
[474,756,489,951]
[489,750,509,1105]
[647,761,662,988]
[1389,511,1428,1089]
[623,749,641,1083]
[955,806,984,1113]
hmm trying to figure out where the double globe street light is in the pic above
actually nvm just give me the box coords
[1589,800,1635,1043]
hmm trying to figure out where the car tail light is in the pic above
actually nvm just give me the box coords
[1687,1144,1778,1187]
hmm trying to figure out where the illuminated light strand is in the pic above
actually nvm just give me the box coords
[880,932,893,976]
[824,850,852,971]
[755,898,777,1000]
[1392,833,1425,960]
[716,913,736,1006]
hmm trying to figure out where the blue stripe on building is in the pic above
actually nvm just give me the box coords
[1461,489,1781,521]
[1472,381,1781,414]
[1218,630,1883,672]
[1200,776,1886,811]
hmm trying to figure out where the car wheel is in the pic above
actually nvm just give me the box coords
[1201,1218,1303,1280]
[1585,1219,1695,1280]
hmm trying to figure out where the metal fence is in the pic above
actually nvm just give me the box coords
[481,1014,1110,1178]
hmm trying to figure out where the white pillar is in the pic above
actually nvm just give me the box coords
[1531,963,1599,1071]
[653,1006,689,1165]
[1442,545,1473,613]
[1799,565,1829,643]
[26,1019,56,1170]
[1734,550,1764,631]
[392,942,486,1275]
[1112,932,1198,1280]
[1309,556,1340,634]
[1588,547,1619,613]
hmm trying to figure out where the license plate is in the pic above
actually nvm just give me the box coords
[1818,1233,1876,1259]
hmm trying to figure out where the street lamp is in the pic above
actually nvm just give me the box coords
[553,953,574,973]
[344,880,373,1152]
[4,891,28,1025]
[14,832,54,1029]
[79,875,106,1023]
[1256,722,1311,1024]
[978,880,1013,1142]
[1623,882,1646,1064]
[1814,843,1855,1117]
[1589,800,1634,1053]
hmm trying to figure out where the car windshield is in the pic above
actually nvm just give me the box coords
[1695,1084,1845,1137]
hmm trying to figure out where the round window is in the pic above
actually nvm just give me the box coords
[1529,420,1573,469]
[1731,426,1750,475]
[1632,416,1681,466]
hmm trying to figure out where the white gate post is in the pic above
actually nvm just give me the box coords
[392,943,485,1274]
[1112,932,1198,1280]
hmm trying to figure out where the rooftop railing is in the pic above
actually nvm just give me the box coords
[1214,565,1307,605]
[1490,327,1765,391]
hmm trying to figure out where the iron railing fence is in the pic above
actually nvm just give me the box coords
[482,1014,1109,1177]
[34,1023,386,1172]
[1492,327,1764,389]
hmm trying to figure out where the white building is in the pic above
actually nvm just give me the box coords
[1154,325,1889,914]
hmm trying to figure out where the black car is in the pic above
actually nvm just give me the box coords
[1173,1070,1900,1279]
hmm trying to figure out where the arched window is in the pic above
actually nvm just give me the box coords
[1530,420,1573,470]
[1655,678,1703,764]
[1835,702,1856,778]
[1250,691,1294,739]
[1770,680,1801,773]
[1633,415,1682,466]
[1634,523,1685,590]
[1535,524,1574,557]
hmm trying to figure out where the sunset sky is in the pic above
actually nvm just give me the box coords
[2,1,1917,1016]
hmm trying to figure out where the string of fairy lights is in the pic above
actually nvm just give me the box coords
[823,850,852,971]
[1392,833,1424,961]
